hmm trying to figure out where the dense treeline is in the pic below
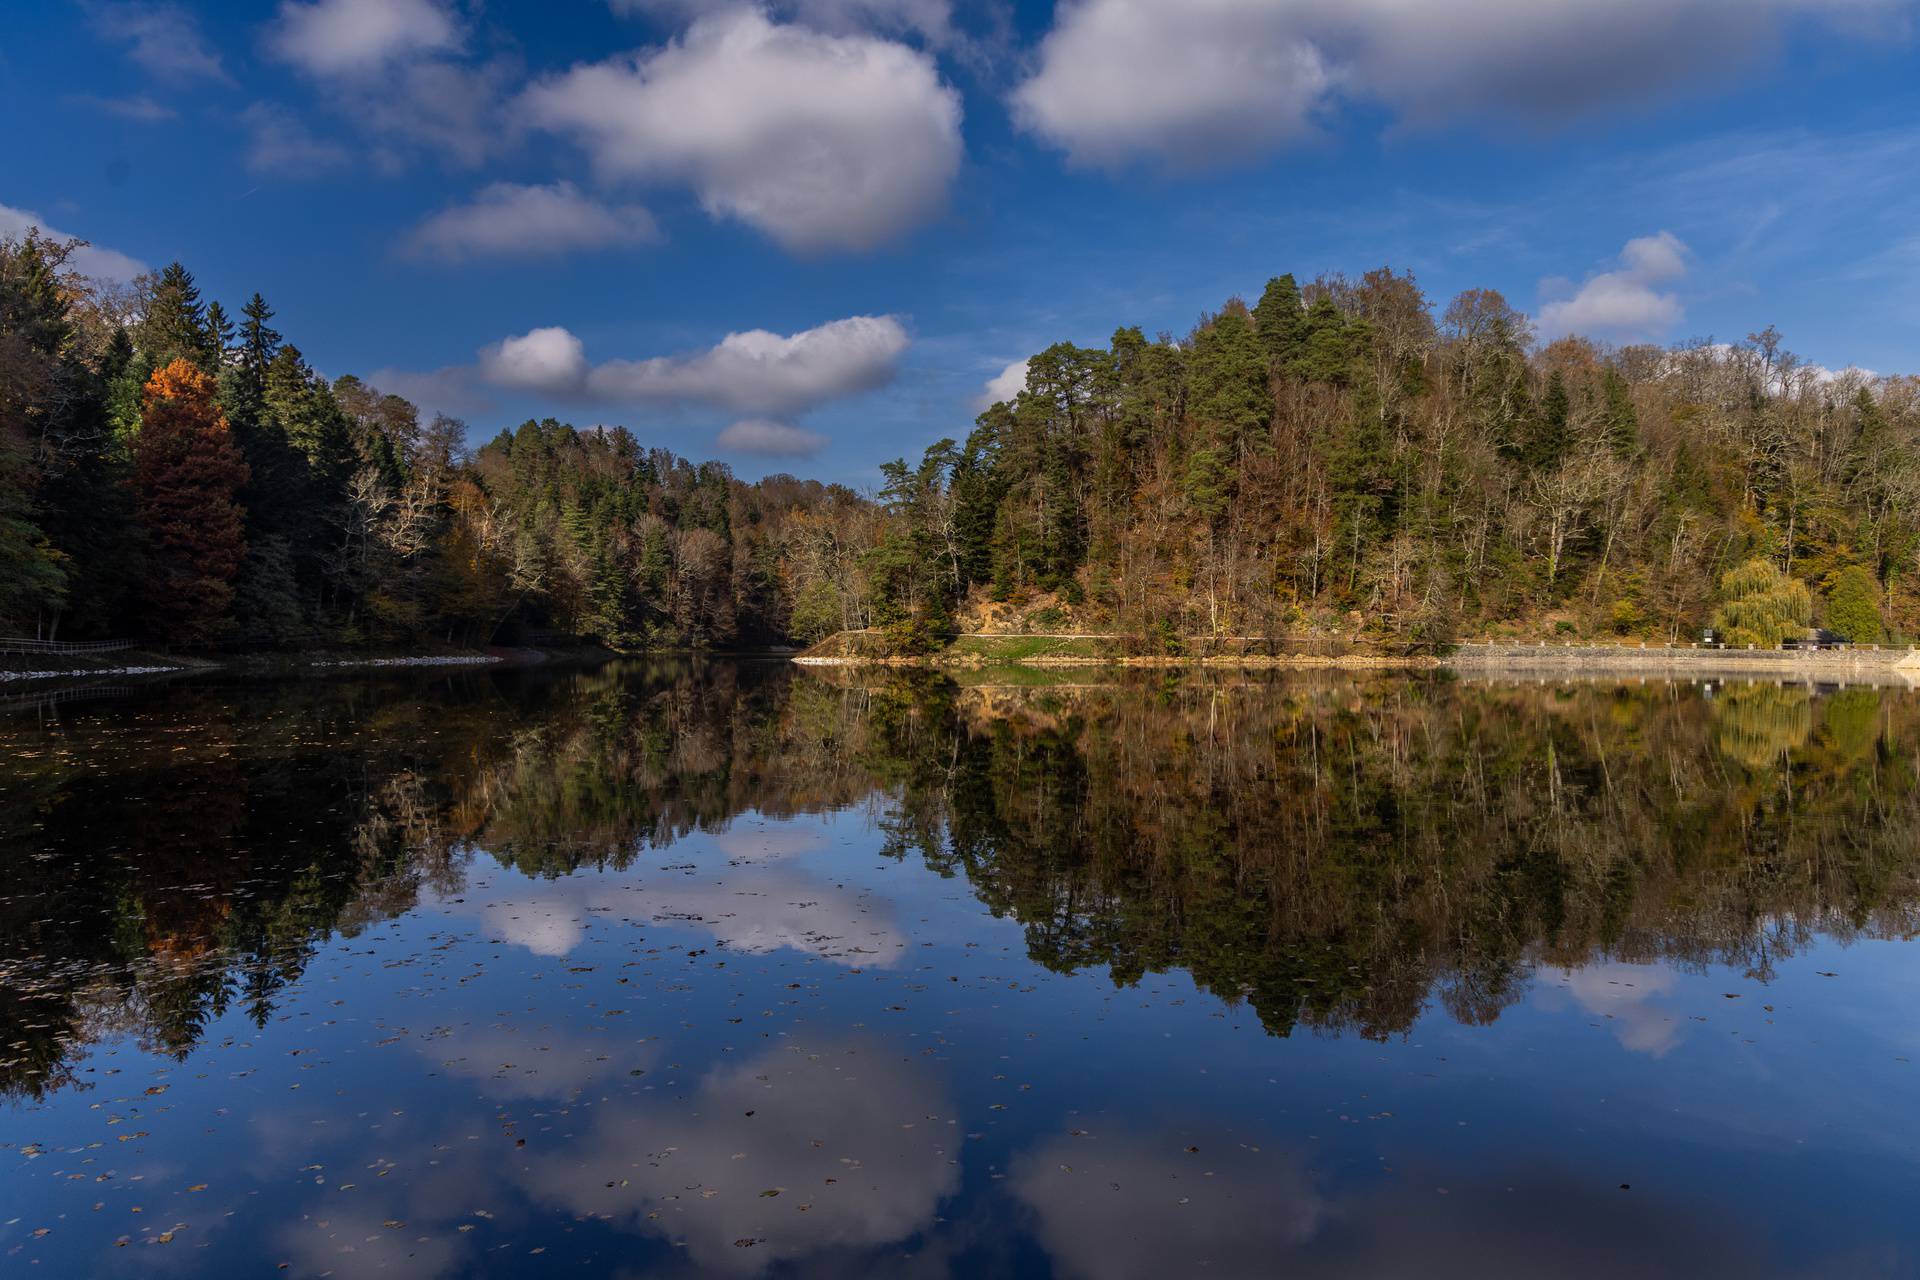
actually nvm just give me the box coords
[6,230,1918,650]
[0,234,869,648]
[872,271,1920,650]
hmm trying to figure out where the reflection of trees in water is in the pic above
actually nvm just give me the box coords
[6,665,1920,1097]
[868,675,1920,1039]
[1710,682,1814,768]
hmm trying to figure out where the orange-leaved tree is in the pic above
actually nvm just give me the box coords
[133,359,250,645]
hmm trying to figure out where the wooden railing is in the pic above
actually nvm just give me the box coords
[0,637,134,656]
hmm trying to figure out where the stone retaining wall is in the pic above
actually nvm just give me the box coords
[1446,641,1920,680]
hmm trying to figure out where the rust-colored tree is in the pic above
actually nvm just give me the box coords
[133,359,250,644]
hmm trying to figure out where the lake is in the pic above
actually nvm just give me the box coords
[3,661,1918,1277]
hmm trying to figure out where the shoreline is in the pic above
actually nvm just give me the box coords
[0,644,611,685]
[9,638,1915,686]
[795,639,1920,683]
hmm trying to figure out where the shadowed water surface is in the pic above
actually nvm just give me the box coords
[3,661,1919,1276]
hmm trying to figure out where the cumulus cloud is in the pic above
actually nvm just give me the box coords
[1014,0,1910,168]
[975,357,1030,410]
[586,315,908,412]
[1013,1,1333,169]
[85,1,230,83]
[1538,231,1690,339]
[717,419,830,459]
[613,0,960,46]
[478,326,592,395]
[402,182,660,261]
[0,204,147,282]
[390,314,906,420]
[265,0,462,76]
[523,8,962,252]
[260,0,511,168]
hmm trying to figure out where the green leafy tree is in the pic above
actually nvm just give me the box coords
[1824,565,1884,643]
[1712,558,1812,648]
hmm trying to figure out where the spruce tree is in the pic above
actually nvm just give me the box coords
[203,301,235,365]
[137,263,214,371]
[1529,370,1572,469]
[1252,274,1309,374]
[1602,366,1638,457]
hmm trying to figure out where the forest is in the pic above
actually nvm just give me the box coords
[3,228,1916,652]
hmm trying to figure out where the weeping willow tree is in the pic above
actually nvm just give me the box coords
[1712,558,1812,647]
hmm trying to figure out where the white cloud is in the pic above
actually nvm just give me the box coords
[1538,231,1690,339]
[241,102,353,176]
[402,182,660,261]
[613,0,959,45]
[0,204,147,282]
[86,1,230,84]
[364,58,521,170]
[265,0,461,76]
[1013,0,1912,168]
[478,327,592,395]
[1618,229,1690,283]
[394,314,907,419]
[523,8,962,252]
[717,419,829,459]
[1013,1,1333,169]
[586,315,908,413]
[975,357,1029,410]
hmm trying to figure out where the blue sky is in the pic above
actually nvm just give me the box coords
[5,0,1918,487]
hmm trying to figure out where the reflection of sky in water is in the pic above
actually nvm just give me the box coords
[451,819,910,966]
[6,676,1920,1277]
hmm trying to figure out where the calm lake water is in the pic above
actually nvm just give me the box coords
[3,661,1919,1277]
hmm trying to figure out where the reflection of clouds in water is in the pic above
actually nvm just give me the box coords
[710,823,829,862]
[1012,1129,1325,1280]
[517,1039,958,1275]
[420,1022,659,1102]
[455,854,905,967]
[1013,1122,1788,1279]
[1553,963,1683,1057]
[626,864,905,965]
[477,896,585,956]
[275,1205,469,1280]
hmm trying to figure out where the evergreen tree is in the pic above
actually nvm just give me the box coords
[0,431,66,632]
[1529,370,1572,469]
[203,301,235,365]
[1252,274,1309,374]
[1602,366,1639,457]
[136,263,214,371]
[1294,297,1354,384]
